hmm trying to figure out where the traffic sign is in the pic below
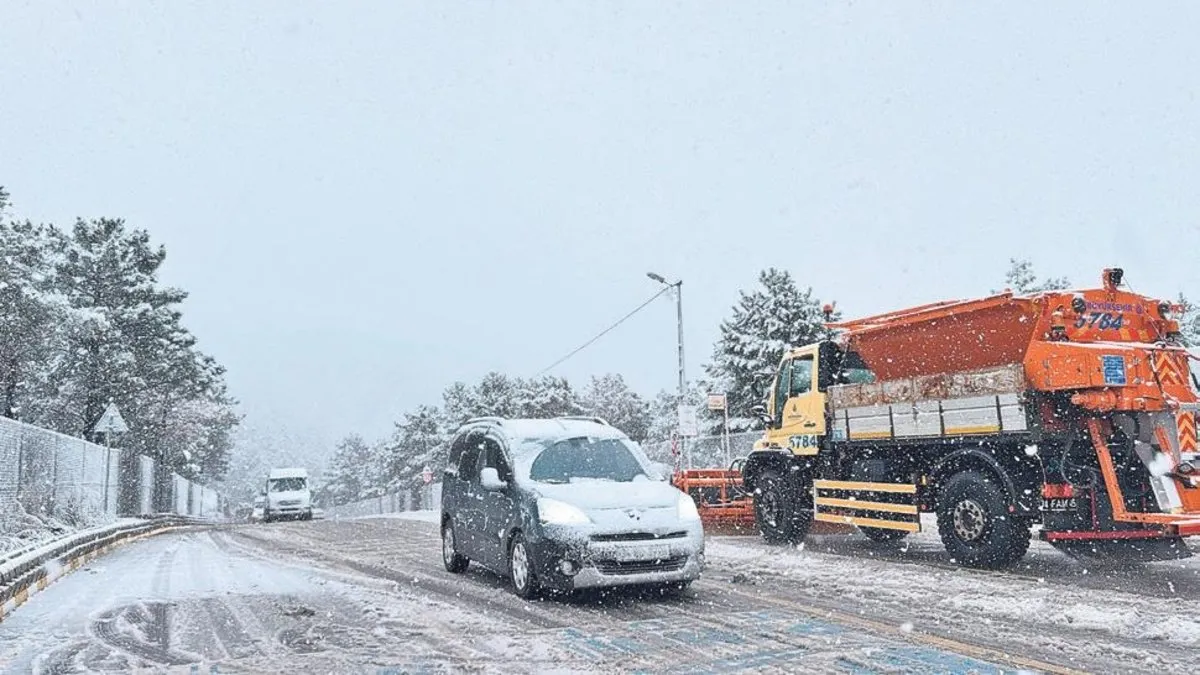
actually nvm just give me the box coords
[677,404,698,437]
[93,403,129,435]
[706,393,727,411]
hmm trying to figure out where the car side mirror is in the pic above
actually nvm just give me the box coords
[480,467,506,491]
[750,404,772,427]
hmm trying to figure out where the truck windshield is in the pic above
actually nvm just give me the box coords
[268,477,306,492]
[520,437,648,484]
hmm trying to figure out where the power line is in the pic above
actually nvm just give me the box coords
[538,287,671,375]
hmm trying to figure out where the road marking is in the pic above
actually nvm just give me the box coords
[709,582,1085,675]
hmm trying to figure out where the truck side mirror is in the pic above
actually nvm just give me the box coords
[750,404,772,427]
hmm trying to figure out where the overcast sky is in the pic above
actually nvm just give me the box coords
[3,2,1199,448]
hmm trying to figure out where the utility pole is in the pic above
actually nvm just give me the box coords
[648,273,689,468]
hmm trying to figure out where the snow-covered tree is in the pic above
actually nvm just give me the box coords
[382,404,446,489]
[995,258,1070,294]
[516,376,583,419]
[579,373,651,440]
[322,434,384,505]
[34,217,236,479]
[0,191,69,420]
[705,268,837,428]
[1176,294,1200,348]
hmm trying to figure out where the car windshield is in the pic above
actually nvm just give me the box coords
[518,436,648,484]
[268,477,306,492]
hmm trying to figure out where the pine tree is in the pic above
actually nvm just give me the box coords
[383,404,446,489]
[516,376,582,418]
[1176,294,1200,348]
[38,217,236,478]
[323,434,383,504]
[996,258,1070,294]
[705,268,837,427]
[579,373,651,440]
[0,192,68,420]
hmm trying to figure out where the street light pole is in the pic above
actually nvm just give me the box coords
[648,272,688,468]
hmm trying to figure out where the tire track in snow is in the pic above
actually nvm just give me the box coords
[231,519,1048,673]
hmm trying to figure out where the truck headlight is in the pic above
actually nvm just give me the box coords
[677,493,701,522]
[537,498,590,525]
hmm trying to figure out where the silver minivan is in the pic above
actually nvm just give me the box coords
[440,416,704,598]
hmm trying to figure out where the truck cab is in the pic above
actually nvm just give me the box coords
[757,341,874,455]
[263,467,313,522]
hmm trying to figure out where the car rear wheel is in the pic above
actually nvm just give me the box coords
[508,533,538,599]
[441,520,469,573]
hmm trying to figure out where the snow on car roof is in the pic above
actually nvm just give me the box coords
[268,467,309,479]
[491,418,630,444]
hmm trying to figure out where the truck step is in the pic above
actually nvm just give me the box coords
[812,480,920,533]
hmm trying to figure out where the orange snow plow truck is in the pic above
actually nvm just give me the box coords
[740,268,1200,567]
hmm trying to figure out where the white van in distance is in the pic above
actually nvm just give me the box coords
[263,467,313,522]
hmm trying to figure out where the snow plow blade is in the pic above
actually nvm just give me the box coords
[672,469,757,533]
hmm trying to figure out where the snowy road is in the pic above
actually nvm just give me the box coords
[1,517,1196,673]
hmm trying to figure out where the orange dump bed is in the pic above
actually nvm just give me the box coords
[833,284,1183,391]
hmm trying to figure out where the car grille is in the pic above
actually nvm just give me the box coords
[594,556,688,576]
[590,531,687,542]
[278,500,301,506]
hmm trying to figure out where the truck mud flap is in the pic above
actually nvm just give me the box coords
[812,480,920,533]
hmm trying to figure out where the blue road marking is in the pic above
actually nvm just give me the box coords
[558,609,1019,674]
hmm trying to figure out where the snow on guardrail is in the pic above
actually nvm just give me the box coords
[0,514,207,621]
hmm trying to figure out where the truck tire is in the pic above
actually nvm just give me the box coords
[936,471,1030,568]
[753,468,812,545]
[859,527,909,544]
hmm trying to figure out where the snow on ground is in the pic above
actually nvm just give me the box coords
[352,509,441,524]
[707,514,1200,666]
[7,515,1200,672]
[0,510,120,557]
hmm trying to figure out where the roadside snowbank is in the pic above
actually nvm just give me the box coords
[355,510,441,524]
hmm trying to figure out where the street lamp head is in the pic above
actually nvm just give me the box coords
[646,272,667,284]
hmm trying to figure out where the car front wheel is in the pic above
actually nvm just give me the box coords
[442,519,469,573]
[508,533,538,599]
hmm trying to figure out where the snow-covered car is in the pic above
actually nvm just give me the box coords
[250,496,265,522]
[440,416,704,598]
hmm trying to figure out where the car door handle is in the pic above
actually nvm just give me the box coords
[803,421,817,428]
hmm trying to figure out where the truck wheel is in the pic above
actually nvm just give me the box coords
[936,471,1030,568]
[753,469,812,545]
[860,527,909,544]
[441,519,469,573]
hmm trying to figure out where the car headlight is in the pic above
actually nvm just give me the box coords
[677,492,701,522]
[537,498,591,525]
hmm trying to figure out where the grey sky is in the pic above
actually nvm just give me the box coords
[3,2,1198,446]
